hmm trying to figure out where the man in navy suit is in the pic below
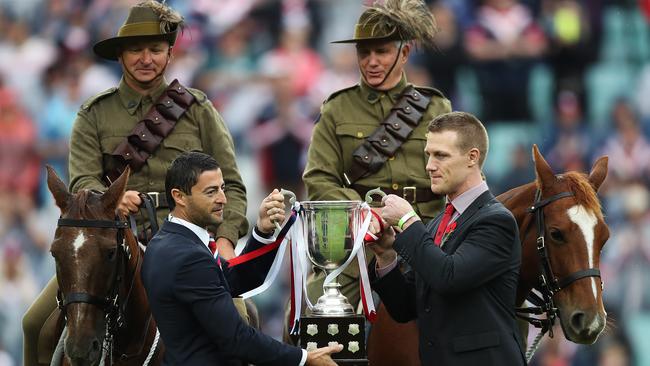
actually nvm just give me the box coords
[367,112,526,365]
[142,151,341,365]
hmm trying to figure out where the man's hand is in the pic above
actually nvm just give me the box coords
[305,343,344,366]
[117,190,142,217]
[381,194,415,227]
[366,225,397,267]
[256,189,286,234]
[215,237,235,260]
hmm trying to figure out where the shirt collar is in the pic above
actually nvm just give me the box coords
[448,180,489,215]
[118,77,169,115]
[359,72,408,105]
[168,214,211,249]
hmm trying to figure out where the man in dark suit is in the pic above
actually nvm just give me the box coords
[366,112,526,365]
[142,151,341,365]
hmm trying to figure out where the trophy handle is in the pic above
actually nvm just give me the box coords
[365,187,386,205]
[273,189,297,231]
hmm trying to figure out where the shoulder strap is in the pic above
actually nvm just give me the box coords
[81,87,118,111]
[105,79,196,184]
[344,85,432,186]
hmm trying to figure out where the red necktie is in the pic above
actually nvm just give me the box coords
[433,203,455,246]
[208,238,223,267]
[208,238,217,255]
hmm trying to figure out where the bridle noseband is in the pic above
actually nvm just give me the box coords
[517,189,602,337]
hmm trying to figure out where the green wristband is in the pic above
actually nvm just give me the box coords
[398,210,417,231]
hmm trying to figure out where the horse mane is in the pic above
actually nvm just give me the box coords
[551,172,603,221]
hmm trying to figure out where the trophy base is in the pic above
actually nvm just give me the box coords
[300,315,368,365]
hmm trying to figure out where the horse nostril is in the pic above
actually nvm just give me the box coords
[571,311,586,331]
[92,339,101,352]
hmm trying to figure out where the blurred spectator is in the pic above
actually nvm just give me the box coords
[249,64,314,199]
[597,98,650,184]
[541,0,600,108]
[465,0,547,123]
[0,86,40,214]
[495,143,536,194]
[413,1,465,102]
[541,90,592,172]
[0,242,38,365]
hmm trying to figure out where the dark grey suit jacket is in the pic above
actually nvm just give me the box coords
[142,220,303,366]
[370,191,526,365]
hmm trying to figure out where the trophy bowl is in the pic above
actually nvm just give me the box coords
[300,200,363,317]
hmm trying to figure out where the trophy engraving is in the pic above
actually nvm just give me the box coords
[348,341,360,353]
[306,324,318,336]
[327,324,339,336]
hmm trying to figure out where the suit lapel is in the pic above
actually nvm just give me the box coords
[443,191,495,252]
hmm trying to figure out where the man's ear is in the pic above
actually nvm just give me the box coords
[401,42,411,62]
[467,148,480,167]
[171,188,185,208]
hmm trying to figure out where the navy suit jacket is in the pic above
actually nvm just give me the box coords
[142,220,302,366]
[370,191,526,366]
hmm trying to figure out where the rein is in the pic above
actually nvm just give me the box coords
[55,216,157,365]
[516,189,602,361]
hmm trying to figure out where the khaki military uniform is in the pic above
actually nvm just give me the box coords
[303,74,451,307]
[68,78,247,240]
[23,78,249,366]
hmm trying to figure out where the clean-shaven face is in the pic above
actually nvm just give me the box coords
[119,40,170,88]
[356,40,408,90]
[424,130,471,199]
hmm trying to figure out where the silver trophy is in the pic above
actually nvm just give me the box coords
[280,188,385,317]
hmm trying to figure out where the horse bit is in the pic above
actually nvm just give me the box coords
[516,189,602,361]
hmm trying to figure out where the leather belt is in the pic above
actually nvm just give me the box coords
[144,192,168,208]
[352,185,441,204]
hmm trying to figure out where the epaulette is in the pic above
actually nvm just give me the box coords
[80,87,117,111]
[324,84,359,104]
[186,87,208,104]
[414,85,446,100]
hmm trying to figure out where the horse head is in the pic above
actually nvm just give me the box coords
[47,166,131,366]
[521,145,609,344]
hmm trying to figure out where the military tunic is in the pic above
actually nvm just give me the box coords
[302,74,451,306]
[69,78,248,244]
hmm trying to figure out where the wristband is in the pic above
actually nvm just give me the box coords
[398,210,418,231]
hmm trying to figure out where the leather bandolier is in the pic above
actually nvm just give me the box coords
[105,79,195,184]
[344,85,438,204]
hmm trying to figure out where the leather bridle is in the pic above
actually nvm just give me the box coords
[516,189,602,338]
[55,216,151,363]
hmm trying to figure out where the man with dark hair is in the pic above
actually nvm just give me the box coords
[142,152,342,365]
[367,111,526,365]
[23,2,248,364]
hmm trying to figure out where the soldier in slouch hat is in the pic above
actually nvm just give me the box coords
[23,2,248,364]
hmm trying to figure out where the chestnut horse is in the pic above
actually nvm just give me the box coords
[366,145,609,365]
[46,166,163,366]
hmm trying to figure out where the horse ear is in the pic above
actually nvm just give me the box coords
[101,167,130,213]
[46,165,71,212]
[532,144,555,190]
[588,156,608,192]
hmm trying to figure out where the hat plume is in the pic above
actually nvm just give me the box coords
[364,0,438,47]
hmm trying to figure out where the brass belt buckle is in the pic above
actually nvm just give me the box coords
[403,186,416,204]
[146,192,160,208]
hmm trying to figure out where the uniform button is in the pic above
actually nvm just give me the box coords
[367,92,377,102]
[149,181,154,186]
[427,341,433,347]
[424,306,431,313]
[357,132,363,138]
[389,156,395,161]
[392,183,399,190]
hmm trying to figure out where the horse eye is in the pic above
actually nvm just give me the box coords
[549,228,565,243]
[107,248,117,261]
